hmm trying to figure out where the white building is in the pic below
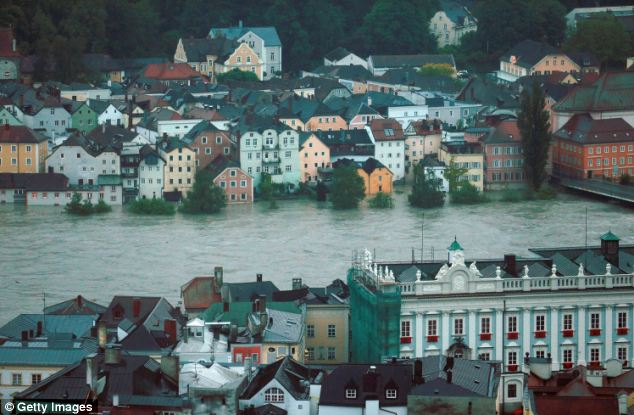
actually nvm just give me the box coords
[430,2,478,48]
[88,100,124,127]
[366,119,406,181]
[387,105,429,129]
[138,145,165,200]
[157,119,204,139]
[323,47,368,68]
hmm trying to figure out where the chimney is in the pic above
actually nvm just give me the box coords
[97,320,107,349]
[292,278,303,290]
[258,294,267,313]
[164,319,177,343]
[443,356,455,384]
[363,366,378,392]
[223,301,229,312]
[256,273,263,282]
[244,357,253,380]
[86,353,98,394]
[601,232,620,266]
[104,343,122,365]
[76,295,83,309]
[21,330,28,343]
[238,20,243,28]
[36,321,43,337]
[12,37,16,53]
[102,122,106,134]
[160,355,179,384]
[504,254,517,276]
[132,298,141,318]
[113,394,120,407]
[413,359,424,384]
[229,324,238,341]
[214,266,224,288]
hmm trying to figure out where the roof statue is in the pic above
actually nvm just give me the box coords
[578,263,585,277]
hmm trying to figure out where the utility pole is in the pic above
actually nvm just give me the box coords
[421,214,424,263]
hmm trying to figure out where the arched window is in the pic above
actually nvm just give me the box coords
[264,387,284,403]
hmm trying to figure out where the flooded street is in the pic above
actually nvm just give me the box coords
[1,191,632,324]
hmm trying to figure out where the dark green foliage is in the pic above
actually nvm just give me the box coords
[129,198,175,215]
[450,181,488,204]
[564,14,633,68]
[217,68,260,82]
[409,165,445,208]
[258,173,274,201]
[443,158,468,193]
[368,191,394,208]
[330,163,365,209]
[518,82,551,191]
[65,192,111,215]
[180,170,227,214]
[499,185,557,202]
[619,174,632,186]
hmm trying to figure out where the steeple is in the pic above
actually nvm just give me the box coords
[448,236,464,265]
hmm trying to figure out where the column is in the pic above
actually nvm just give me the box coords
[468,310,477,354]
[550,306,559,370]
[495,308,504,361]
[522,308,531,360]
[578,305,586,365]
[605,305,613,360]
[415,312,423,357]
[441,311,450,355]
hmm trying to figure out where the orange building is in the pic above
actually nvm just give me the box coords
[0,125,48,173]
[358,157,393,196]
[552,114,634,179]
[299,133,330,183]
[305,105,347,132]
[221,43,263,80]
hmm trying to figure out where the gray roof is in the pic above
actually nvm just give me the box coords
[209,26,281,47]
[263,308,304,343]
[225,281,280,302]
[0,314,97,339]
[325,47,354,61]
[240,356,319,401]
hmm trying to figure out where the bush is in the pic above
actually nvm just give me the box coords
[65,193,111,215]
[620,174,632,186]
[368,192,394,208]
[450,181,488,204]
[331,163,365,209]
[499,185,557,202]
[180,170,227,214]
[93,199,112,213]
[409,165,445,208]
[129,198,175,215]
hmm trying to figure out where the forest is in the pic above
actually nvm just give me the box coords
[0,0,632,82]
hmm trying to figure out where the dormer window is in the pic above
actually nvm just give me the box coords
[264,387,284,403]
[386,389,397,399]
[345,388,357,399]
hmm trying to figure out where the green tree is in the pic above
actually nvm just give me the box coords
[368,191,394,208]
[330,163,365,209]
[129,198,175,215]
[180,170,227,214]
[409,165,446,208]
[518,82,551,191]
[217,68,260,82]
[443,158,468,193]
[564,14,632,68]
[450,180,488,204]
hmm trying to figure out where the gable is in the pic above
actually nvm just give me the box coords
[533,54,580,71]
[225,43,262,65]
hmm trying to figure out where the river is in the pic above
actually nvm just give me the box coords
[1,191,632,324]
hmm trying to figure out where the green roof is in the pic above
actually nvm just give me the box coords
[97,175,122,186]
[601,231,620,241]
[448,238,463,251]
[199,301,301,325]
[0,347,89,366]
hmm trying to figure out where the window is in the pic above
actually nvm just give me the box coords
[12,373,22,385]
[327,347,336,360]
[328,324,336,337]
[216,136,222,144]
[563,349,573,363]
[618,311,628,328]
[481,317,490,334]
[224,147,230,155]
[618,346,628,363]
[590,313,600,329]
[386,389,397,399]
[205,148,211,155]
[307,324,315,338]
[535,315,545,332]
[480,352,490,361]
[346,388,357,399]
[563,314,573,330]
[508,351,517,365]
[240,180,247,187]
[454,317,464,335]
[536,350,546,358]
[306,347,315,360]
[264,387,284,403]
[507,383,517,398]
[31,374,42,384]
[508,315,517,332]
[401,321,411,337]
[427,319,437,336]
[590,347,600,363]
[285,165,292,172]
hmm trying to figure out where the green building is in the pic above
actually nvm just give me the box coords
[348,263,401,363]
[70,101,98,133]
[0,106,22,126]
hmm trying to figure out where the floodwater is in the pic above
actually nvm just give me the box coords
[0,191,632,324]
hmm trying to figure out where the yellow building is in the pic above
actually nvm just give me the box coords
[159,137,196,195]
[0,125,48,173]
[299,133,330,183]
[221,43,264,81]
[305,303,349,364]
[438,141,484,191]
[357,157,393,196]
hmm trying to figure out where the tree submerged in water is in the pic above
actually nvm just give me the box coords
[450,181,488,205]
[409,165,445,208]
[129,198,175,215]
[180,170,226,214]
[65,193,111,215]
[330,163,365,209]
[368,191,394,208]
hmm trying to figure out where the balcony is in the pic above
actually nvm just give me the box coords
[588,362,602,370]
[562,329,574,338]
[507,332,518,340]
[262,157,280,164]
[480,333,491,341]
[562,362,573,369]
[618,327,629,335]
[589,328,601,336]
[400,336,412,344]
[427,335,438,342]
[535,331,547,338]
[507,364,518,372]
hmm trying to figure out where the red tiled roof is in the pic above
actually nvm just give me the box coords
[534,395,617,415]
[409,119,442,136]
[181,277,220,310]
[554,114,634,144]
[143,63,202,81]
[370,118,405,141]
[0,125,47,143]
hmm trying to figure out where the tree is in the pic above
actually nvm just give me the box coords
[443,158,468,192]
[450,180,488,204]
[330,163,365,209]
[564,14,633,68]
[129,198,175,215]
[368,191,394,208]
[259,172,274,201]
[409,165,445,208]
[417,63,456,77]
[180,170,227,214]
[217,68,260,82]
[518,82,551,191]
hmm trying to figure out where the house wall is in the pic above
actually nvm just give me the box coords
[0,188,16,203]
[430,10,477,48]
[190,130,233,170]
[405,134,441,172]
[485,143,525,189]
[532,54,580,76]
[0,107,23,126]
[232,345,262,364]
[23,107,71,138]
[0,58,19,81]
[96,105,124,127]
[71,106,98,134]
[305,304,349,364]
[359,167,393,196]
[0,364,66,399]
[305,116,348,132]
[239,379,309,415]
[374,140,406,181]
[438,148,484,191]
[300,135,330,183]
[325,54,367,68]
[26,186,123,206]
[319,405,407,415]
[138,157,165,199]
[214,167,254,204]
[0,141,47,173]
[223,43,263,81]
[162,147,196,193]
[387,106,429,129]
[239,129,300,189]
[61,89,111,102]
[553,138,634,179]
[158,119,203,139]
[46,147,120,186]
[408,395,495,415]
[427,103,481,128]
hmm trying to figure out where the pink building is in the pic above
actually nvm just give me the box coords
[207,155,253,204]
[482,120,525,189]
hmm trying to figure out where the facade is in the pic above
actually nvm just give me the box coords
[404,120,442,176]
[438,141,484,191]
[552,114,634,179]
[367,54,457,77]
[323,47,367,68]
[304,110,348,132]
[420,155,449,192]
[0,125,48,173]
[208,156,254,204]
[22,104,71,139]
[220,42,264,81]
[87,100,124,127]
[0,106,22,126]
[69,101,98,134]
[304,303,349,365]
[357,158,393,196]
[350,232,634,375]
[427,98,482,128]
[159,137,196,195]
[299,133,330,183]
[367,118,406,181]
[183,121,234,170]
[387,105,429,129]
[138,145,165,199]
[237,125,300,189]
[483,119,526,189]
[59,83,111,102]
[430,1,478,48]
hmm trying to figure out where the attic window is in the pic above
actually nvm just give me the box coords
[264,387,284,403]
[384,128,394,137]
[345,388,357,399]
[386,389,397,399]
